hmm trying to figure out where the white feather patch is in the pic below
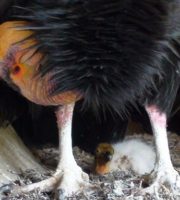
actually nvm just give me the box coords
[109,139,155,175]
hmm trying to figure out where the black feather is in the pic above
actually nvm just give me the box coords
[13,0,180,117]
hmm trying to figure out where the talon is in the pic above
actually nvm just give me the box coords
[7,167,90,197]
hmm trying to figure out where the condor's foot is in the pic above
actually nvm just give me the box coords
[2,165,89,198]
[141,167,180,197]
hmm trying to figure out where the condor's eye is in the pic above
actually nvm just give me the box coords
[11,65,21,75]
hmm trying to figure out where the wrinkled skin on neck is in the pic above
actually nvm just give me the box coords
[0,21,81,106]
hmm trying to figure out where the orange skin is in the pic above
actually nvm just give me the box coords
[0,21,81,106]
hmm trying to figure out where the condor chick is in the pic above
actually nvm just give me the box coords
[95,139,155,175]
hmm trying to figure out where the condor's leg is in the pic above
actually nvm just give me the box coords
[7,103,89,197]
[143,105,180,195]
[54,103,89,195]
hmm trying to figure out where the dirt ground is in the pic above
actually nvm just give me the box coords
[1,133,180,200]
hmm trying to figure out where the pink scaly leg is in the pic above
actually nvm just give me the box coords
[6,103,89,197]
[142,105,180,196]
[55,103,89,196]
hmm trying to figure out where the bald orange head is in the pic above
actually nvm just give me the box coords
[0,21,81,106]
[0,21,41,80]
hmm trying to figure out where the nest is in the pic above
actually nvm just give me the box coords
[2,133,180,200]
